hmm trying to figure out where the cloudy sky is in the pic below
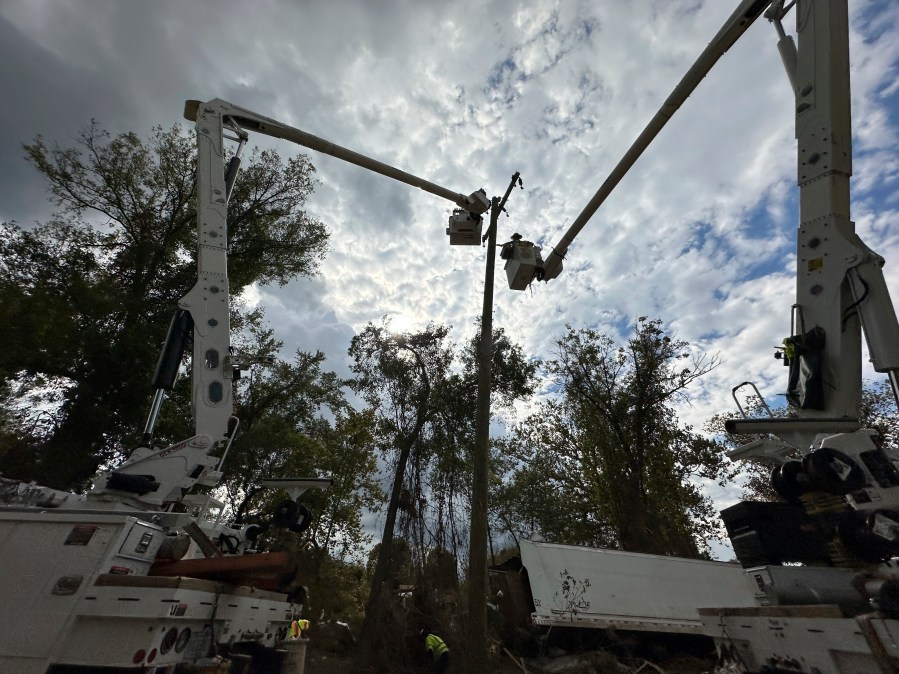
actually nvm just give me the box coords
[2,1,898,554]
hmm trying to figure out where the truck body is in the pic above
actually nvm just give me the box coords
[521,539,758,633]
[0,509,293,673]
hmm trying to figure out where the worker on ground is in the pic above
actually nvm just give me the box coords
[421,628,449,673]
[289,618,310,639]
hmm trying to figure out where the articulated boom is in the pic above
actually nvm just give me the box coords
[88,102,242,507]
[502,3,899,671]
[89,99,488,510]
[717,4,899,558]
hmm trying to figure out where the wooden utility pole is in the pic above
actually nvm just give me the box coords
[467,172,520,672]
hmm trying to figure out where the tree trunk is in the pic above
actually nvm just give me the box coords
[353,438,412,673]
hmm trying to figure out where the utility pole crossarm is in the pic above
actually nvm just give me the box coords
[541,0,772,282]
[184,99,489,214]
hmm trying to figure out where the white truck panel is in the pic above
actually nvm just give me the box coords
[520,539,758,633]
[0,512,163,665]
[55,578,289,667]
[698,606,898,674]
[0,511,292,671]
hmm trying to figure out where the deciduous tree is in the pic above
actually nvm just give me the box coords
[349,321,453,671]
[498,318,732,557]
[0,122,328,489]
[349,319,537,672]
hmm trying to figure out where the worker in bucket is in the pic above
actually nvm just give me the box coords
[420,628,449,673]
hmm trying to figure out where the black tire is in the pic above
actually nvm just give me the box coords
[289,504,313,533]
[771,461,808,502]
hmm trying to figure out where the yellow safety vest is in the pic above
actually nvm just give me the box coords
[289,619,310,639]
[425,633,448,658]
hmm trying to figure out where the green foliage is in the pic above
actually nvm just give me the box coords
[304,410,383,562]
[349,320,455,639]
[458,321,540,408]
[495,318,733,557]
[859,378,899,447]
[302,554,370,626]
[0,122,328,489]
[427,324,539,560]
[201,314,381,564]
[704,394,789,502]
[491,429,618,549]
[349,320,539,569]
[366,538,416,588]
[350,319,537,672]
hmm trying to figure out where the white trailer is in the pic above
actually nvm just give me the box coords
[518,538,899,672]
[520,539,758,634]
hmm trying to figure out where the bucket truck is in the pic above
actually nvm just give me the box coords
[499,1,899,672]
[0,99,487,672]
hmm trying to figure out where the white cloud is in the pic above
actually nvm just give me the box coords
[2,0,898,558]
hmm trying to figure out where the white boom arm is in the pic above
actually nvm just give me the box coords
[185,99,490,214]
[532,0,899,447]
[724,0,899,448]
[540,0,773,282]
[89,99,488,507]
